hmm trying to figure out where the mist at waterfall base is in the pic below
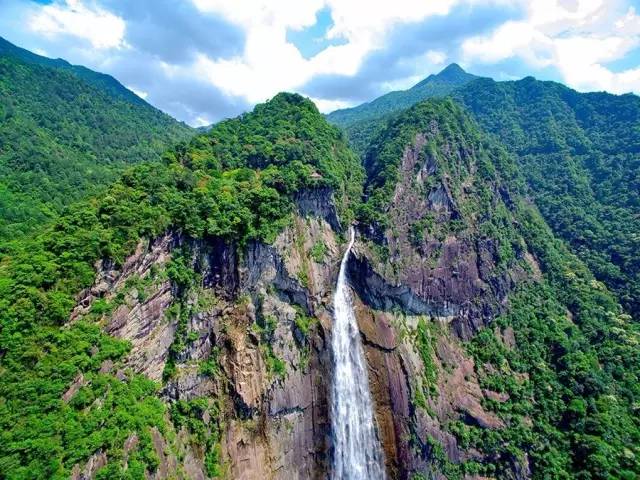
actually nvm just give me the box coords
[330,228,387,480]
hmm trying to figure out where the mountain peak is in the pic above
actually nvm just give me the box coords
[439,63,466,75]
[410,63,475,90]
[434,63,474,82]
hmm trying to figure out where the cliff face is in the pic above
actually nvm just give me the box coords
[346,105,537,479]
[67,121,536,480]
[69,188,340,479]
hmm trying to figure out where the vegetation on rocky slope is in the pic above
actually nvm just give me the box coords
[331,63,640,321]
[358,99,640,479]
[0,93,361,478]
[1,42,639,478]
[453,77,640,319]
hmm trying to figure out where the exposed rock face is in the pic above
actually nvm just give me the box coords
[351,295,506,479]
[106,284,175,382]
[358,131,529,341]
[70,451,107,480]
[69,189,341,480]
[62,373,87,403]
[69,171,534,479]
[295,187,342,232]
[71,233,177,381]
[346,124,538,478]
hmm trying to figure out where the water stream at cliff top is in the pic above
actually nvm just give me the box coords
[330,227,386,480]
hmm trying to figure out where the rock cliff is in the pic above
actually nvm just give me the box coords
[5,88,635,480]
[67,128,537,479]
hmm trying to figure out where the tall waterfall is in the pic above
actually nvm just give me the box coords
[330,228,386,480]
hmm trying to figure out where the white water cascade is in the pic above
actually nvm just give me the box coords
[330,228,387,480]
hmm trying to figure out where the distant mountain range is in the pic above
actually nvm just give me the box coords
[0,38,638,480]
[0,37,193,239]
[327,63,478,127]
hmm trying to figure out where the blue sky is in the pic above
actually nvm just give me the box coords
[286,7,347,59]
[1,0,639,125]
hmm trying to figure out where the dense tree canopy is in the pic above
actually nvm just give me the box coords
[0,92,362,479]
[453,77,640,319]
[0,47,193,240]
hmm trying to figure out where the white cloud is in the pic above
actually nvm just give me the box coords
[2,0,639,125]
[193,115,213,127]
[310,96,355,112]
[326,0,457,47]
[127,86,148,99]
[462,0,640,94]
[528,0,605,30]
[29,0,125,49]
[616,5,640,33]
[425,50,447,65]
[462,21,555,67]
[190,0,464,105]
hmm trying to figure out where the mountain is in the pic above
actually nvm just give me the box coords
[357,98,639,478]
[452,77,640,319]
[0,38,193,239]
[0,37,144,105]
[196,124,214,133]
[0,91,637,480]
[0,93,364,479]
[331,64,640,320]
[326,63,479,153]
[327,63,477,127]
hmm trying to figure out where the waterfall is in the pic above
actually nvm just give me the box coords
[330,227,387,480]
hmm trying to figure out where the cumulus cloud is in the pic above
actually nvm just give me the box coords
[0,0,638,124]
[103,0,244,63]
[29,0,125,49]
[461,0,640,94]
[302,1,523,102]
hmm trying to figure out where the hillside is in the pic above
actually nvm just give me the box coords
[0,93,364,479]
[452,77,640,318]
[331,65,640,320]
[0,37,145,105]
[326,63,479,154]
[327,63,477,127]
[356,98,639,478]
[0,38,193,239]
[0,91,637,480]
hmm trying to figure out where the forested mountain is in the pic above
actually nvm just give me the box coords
[0,88,637,480]
[326,63,479,154]
[0,93,363,479]
[357,99,639,478]
[0,38,193,239]
[0,40,638,480]
[330,64,640,319]
[453,78,640,318]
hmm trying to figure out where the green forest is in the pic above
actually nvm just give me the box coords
[453,78,640,319]
[0,36,638,480]
[0,44,193,240]
[357,99,639,478]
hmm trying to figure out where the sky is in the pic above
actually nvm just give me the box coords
[1,0,639,126]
